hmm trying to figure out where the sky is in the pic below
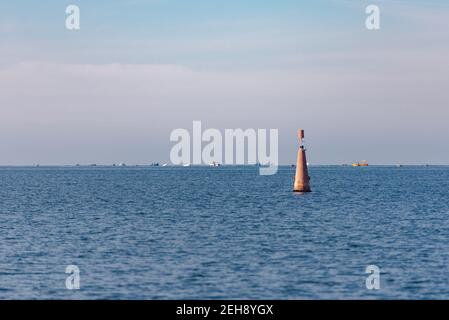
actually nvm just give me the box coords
[1,0,448,165]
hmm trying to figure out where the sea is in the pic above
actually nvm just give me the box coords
[1,165,449,299]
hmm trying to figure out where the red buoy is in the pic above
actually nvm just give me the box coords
[293,129,311,192]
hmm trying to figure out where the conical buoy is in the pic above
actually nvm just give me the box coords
[293,129,311,192]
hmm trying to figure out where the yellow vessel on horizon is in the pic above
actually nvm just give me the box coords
[352,160,369,167]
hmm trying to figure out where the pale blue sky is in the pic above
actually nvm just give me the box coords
[1,1,448,165]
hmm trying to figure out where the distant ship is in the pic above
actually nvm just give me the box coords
[352,160,369,167]
[209,161,221,167]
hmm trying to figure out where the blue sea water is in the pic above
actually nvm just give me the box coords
[1,165,449,299]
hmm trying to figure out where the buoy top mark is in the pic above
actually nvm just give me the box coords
[298,129,304,141]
